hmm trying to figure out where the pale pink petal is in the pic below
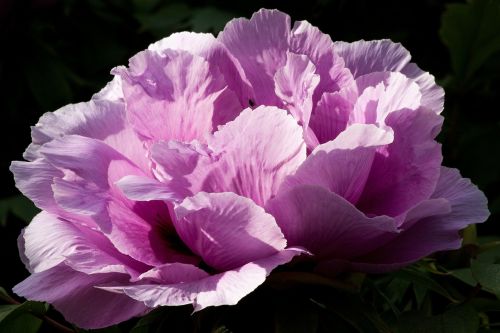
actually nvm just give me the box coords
[174,192,286,271]
[401,63,444,115]
[218,9,291,105]
[18,211,147,277]
[205,106,306,206]
[147,107,306,207]
[116,49,241,143]
[13,264,148,329]
[148,32,253,106]
[280,124,393,205]
[274,52,320,126]
[23,99,149,173]
[103,248,304,311]
[266,185,397,259]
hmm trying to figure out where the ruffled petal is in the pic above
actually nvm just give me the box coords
[116,48,241,143]
[13,264,148,329]
[267,185,397,259]
[148,31,253,106]
[218,9,291,105]
[103,248,304,311]
[356,108,443,217]
[38,135,196,266]
[174,192,286,271]
[280,124,393,205]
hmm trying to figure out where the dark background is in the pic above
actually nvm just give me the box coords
[0,0,499,331]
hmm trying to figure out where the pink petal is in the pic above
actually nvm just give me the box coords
[274,52,320,127]
[321,167,489,273]
[13,264,148,329]
[174,192,287,271]
[39,135,196,266]
[148,31,253,107]
[335,39,443,114]
[290,20,355,102]
[116,48,241,143]
[308,88,355,145]
[266,185,397,259]
[218,9,291,105]
[23,98,149,173]
[103,248,304,311]
[144,106,306,207]
[18,211,146,277]
[280,124,393,205]
[205,106,306,206]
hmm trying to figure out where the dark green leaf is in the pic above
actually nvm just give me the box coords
[397,305,479,333]
[189,7,234,33]
[440,0,500,82]
[471,260,500,294]
[0,301,48,333]
[0,195,39,226]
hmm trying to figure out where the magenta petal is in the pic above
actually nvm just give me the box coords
[174,192,287,271]
[267,185,397,259]
[13,264,148,329]
[103,248,304,311]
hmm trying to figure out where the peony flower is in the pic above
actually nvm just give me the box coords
[11,8,489,329]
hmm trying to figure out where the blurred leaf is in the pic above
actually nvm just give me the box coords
[471,260,500,294]
[274,296,319,333]
[135,3,191,37]
[0,195,39,226]
[395,267,461,303]
[451,268,477,287]
[397,305,479,333]
[440,0,500,83]
[0,301,48,333]
[189,7,233,33]
[131,306,193,333]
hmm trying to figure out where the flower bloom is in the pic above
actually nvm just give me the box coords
[11,9,488,329]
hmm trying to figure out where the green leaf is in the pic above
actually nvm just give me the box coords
[131,306,193,333]
[0,301,48,333]
[395,267,461,303]
[0,195,39,226]
[471,260,500,294]
[440,0,500,82]
[189,7,234,33]
[398,305,479,333]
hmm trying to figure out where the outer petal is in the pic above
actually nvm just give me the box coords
[103,248,304,311]
[13,264,148,329]
[266,185,397,259]
[280,124,393,205]
[38,135,196,266]
[116,49,241,143]
[218,9,291,105]
[18,211,146,277]
[23,98,149,173]
[319,167,489,273]
[335,39,444,114]
[174,192,286,271]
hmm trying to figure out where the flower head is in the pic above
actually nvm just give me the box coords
[11,9,488,329]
